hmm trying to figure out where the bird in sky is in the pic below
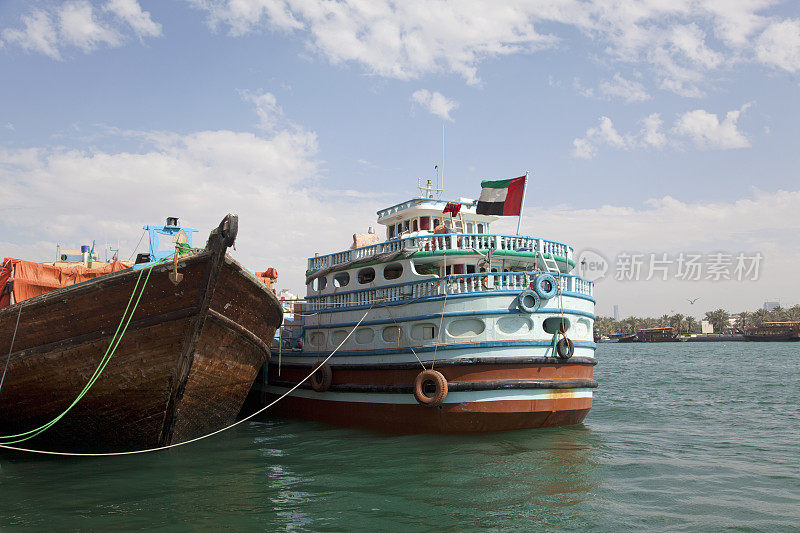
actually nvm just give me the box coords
[688,298,700,304]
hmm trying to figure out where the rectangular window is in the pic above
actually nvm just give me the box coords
[396,223,402,235]
[466,264,476,274]
[444,219,451,228]
[466,222,474,233]
[388,225,395,239]
[423,325,435,339]
[403,220,410,232]
[445,265,452,275]
[433,218,440,228]
[420,216,430,230]
[453,264,465,274]
[477,223,484,234]
[412,219,419,232]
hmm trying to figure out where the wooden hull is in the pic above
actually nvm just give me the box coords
[258,357,596,433]
[0,249,282,452]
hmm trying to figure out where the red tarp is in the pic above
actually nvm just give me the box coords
[0,258,130,309]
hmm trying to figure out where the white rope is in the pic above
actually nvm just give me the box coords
[0,307,372,457]
[0,303,23,394]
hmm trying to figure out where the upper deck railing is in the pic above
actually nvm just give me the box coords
[307,234,574,272]
[305,271,593,312]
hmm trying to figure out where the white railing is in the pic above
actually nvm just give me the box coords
[307,234,573,272]
[305,272,593,312]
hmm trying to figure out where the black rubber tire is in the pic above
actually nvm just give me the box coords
[413,369,448,407]
[556,337,574,359]
[517,289,541,313]
[310,362,333,392]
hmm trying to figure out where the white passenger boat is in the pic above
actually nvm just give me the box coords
[261,178,597,433]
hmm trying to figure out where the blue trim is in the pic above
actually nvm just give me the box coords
[298,340,597,358]
[304,307,595,331]
[308,289,595,315]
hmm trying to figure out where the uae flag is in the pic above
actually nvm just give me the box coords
[476,175,526,215]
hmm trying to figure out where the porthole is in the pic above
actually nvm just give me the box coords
[355,328,375,344]
[331,330,348,345]
[447,318,485,338]
[383,262,403,280]
[313,276,327,291]
[333,272,350,287]
[543,317,570,334]
[308,332,325,347]
[358,267,375,284]
[382,326,402,342]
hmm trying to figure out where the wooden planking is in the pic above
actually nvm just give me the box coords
[170,320,265,442]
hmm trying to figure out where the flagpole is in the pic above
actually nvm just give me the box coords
[515,171,529,235]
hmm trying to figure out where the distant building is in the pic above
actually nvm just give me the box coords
[728,314,741,327]
[763,301,780,312]
[701,320,714,334]
[613,305,619,322]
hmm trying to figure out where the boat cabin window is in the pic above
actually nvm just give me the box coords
[383,263,403,280]
[453,220,463,233]
[445,265,451,275]
[403,220,410,233]
[453,264,465,275]
[388,225,395,239]
[396,223,402,236]
[444,219,452,229]
[466,222,474,233]
[466,264,476,274]
[313,276,327,291]
[477,223,485,234]
[412,219,419,232]
[433,218,440,228]
[543,317,570,334]
[333,272,350,287]
[420,217,430,231]
[358,267,375,284]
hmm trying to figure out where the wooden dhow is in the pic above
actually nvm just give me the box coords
[0,215,282,452]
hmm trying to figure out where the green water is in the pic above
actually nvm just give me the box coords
[1,343,799,531]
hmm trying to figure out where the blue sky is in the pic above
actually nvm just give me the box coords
[1,0,799,317]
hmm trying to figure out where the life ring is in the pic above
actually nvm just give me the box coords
[413,369,448,407]
[310,362,333,392]
[517,289,541,313]
[534,273,558,300]
[556,337,574,359]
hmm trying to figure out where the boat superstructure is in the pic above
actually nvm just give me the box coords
[262,182,597,433]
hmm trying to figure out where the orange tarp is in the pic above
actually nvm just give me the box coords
[255,267,278,289]
[0,258,130,309]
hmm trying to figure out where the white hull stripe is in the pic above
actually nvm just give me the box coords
[263,385,594,405]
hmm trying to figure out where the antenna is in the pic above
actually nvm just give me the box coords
[441,124,445,196]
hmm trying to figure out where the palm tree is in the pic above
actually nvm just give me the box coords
[704,309,730,333]
[685,316,698,334]
[671,313,685,333]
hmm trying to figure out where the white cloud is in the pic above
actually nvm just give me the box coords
[59,1,120,51]
[641,113,667,148]
[188,0,799,94]
[672,104,751,150]
[0,101,382,293]
[1,0,161,59]
[573,105,750,158]
[104,0,162,38]
[1,10,61,59]
[572,116,634,159]
[755,18,800,73]
[239,90,284,130]
[411,89,458,121]
[599,73,650,102]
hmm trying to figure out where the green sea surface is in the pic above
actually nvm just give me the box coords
[1,343,799,531]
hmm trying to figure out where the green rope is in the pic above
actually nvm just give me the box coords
[549,330,559,358]
[0,257,168,444]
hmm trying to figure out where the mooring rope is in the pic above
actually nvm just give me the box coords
[0,304,23,395]
[0,306,373,457]
[0,259,163,444]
